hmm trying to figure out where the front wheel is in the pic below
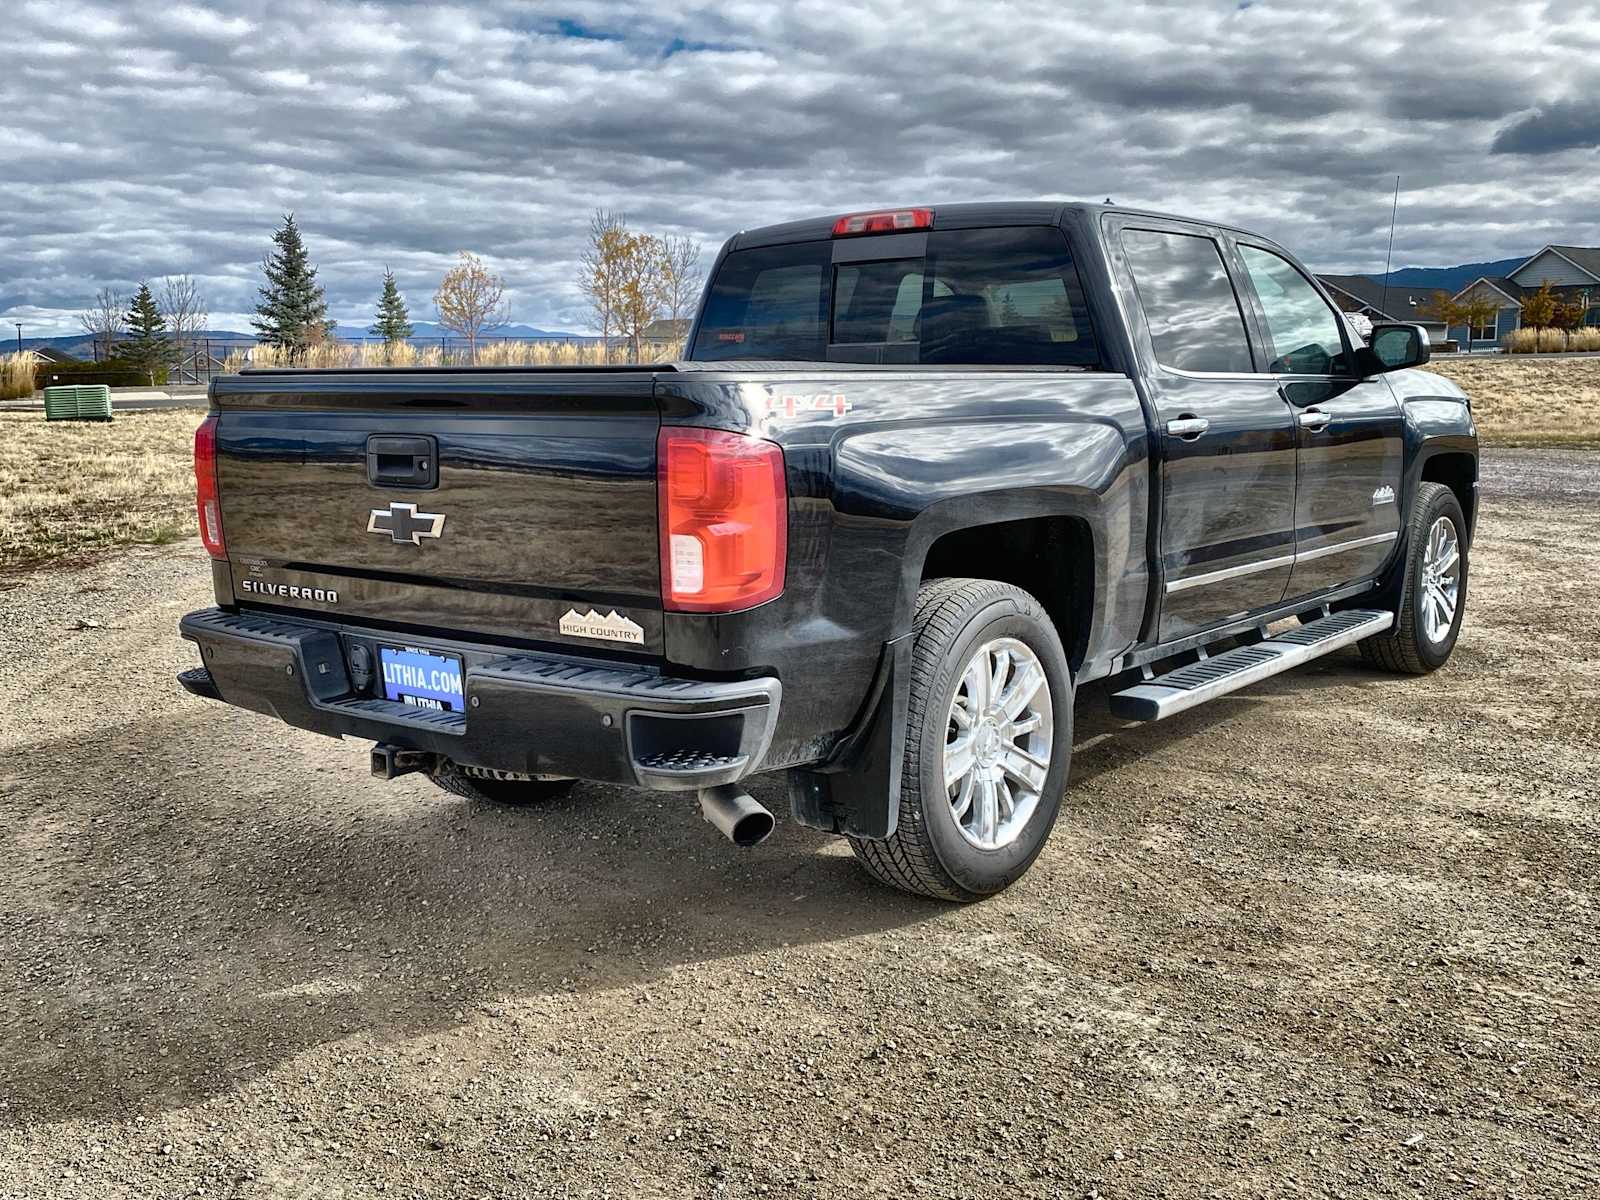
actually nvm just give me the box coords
[849,578,1074,902]
[1360,481,1468,674]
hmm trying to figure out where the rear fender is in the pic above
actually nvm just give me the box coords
[790,417,1148,839]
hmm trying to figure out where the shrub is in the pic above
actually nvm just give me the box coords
[1570,327,1600,352]
[1537,328,1568,353]
[1506,328,1540,354]
[2,351,39,399]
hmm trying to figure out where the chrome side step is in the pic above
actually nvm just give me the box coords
[1109,609,1393,722]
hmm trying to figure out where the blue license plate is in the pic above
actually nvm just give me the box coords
[379,645,465,713]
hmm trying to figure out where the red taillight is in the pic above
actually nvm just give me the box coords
[194,414,225,559]
[658,427,787,613]
[831,208,933,237]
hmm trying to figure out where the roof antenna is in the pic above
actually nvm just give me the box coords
[1379,175,1400,317]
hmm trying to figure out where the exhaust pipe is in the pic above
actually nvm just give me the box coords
[698,785,775,847]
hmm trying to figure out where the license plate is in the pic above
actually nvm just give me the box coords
[379,645,465,713]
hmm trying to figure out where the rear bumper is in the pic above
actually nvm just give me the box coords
[178,608,780,791]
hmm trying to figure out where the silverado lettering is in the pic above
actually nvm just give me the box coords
[179,201,1477,901]
[239,579,339,604]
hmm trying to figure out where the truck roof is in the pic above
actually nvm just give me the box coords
[728,200,1258,250]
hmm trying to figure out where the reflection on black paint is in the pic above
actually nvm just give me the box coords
[1122,229,1255,375]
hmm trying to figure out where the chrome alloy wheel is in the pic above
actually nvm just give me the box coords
[944,637,1054,851]
[1419,515,1462,644]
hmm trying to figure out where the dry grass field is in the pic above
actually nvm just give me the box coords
[1425,354,1600,447]
[0,409,201,572]
[0,354,1594,574]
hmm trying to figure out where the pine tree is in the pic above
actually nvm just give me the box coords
[118,282,173,383]
[369,269,414,343]
[251,213,331,352]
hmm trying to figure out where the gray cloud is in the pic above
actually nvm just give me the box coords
[1492,99,1600,156]
[3,0,1600,336]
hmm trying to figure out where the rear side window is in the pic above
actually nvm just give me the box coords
[1121,229,1254,374]
[690,226,1099,366]
[692,242,830,360]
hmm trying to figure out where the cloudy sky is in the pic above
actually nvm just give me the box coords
[3,0,1599,337]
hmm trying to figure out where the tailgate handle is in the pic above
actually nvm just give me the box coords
[366,435,437,489]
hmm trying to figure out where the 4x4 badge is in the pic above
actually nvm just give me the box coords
[368,502,446,545]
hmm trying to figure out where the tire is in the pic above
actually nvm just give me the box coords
[1359,481,1468,674]
[428,760,578,806]
[848,578,1074,902]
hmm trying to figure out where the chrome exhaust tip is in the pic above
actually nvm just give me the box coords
[698,785,774,847]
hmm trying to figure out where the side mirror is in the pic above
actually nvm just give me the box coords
[1361,323,1430,374]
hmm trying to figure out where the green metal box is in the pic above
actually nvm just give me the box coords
[42,384,113,421]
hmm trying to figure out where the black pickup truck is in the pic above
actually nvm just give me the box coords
[179,202,1477,901]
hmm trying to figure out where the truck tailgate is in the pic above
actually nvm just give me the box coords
[212,370,664,654]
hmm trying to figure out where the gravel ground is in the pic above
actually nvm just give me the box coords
[1,449,1595,1199]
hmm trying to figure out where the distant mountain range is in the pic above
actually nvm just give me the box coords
[1371,258,1525,294]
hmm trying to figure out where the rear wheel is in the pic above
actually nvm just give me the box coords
[1360,481,1468,674]
[849,578,1073,902]
[428,760,577,806]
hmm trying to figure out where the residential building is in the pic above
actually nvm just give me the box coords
[1317,274,1449,342]
[1449,245,1600,349]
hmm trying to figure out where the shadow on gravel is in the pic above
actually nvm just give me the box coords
[1069,646,1394,786]
[0,648,1409,1130]
[0,712,933,1129]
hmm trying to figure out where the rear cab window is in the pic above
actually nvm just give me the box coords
[690,226,1100,367]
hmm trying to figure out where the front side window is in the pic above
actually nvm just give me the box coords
[690,226,1098,366]
[1238,244,1351,375]
[1120,228,1255,374]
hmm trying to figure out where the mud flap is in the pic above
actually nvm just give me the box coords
[786,633,911,840]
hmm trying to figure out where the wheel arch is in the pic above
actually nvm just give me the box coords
[916,513,1096,672]
[1417,449,1477,544]
[888,483,1111,659]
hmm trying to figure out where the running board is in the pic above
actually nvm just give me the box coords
[1109,609,1393,722]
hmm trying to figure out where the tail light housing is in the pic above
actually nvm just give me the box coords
[194,414,225,559]
[658,427,787,612]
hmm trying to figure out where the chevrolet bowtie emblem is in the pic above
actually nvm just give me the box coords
[367,502,446,545]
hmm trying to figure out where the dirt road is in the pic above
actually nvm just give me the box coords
[2,451,1595,1198]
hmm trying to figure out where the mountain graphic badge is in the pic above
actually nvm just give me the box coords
[558,608,645,645]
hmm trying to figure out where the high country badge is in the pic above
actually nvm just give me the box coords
[559,608,645,645]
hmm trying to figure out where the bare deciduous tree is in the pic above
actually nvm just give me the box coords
[659,236,703,346]
[580,209,628,363]
[160,275,209,357]
[78,287,125,362]
[433,251,509,362]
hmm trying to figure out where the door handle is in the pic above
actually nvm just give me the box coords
[1297,408,1332,433]
[366,434,438,488]
[1166,416,1210,440]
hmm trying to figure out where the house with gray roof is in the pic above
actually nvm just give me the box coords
[1449,245,1600,349]
[1316,274,1448,342]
